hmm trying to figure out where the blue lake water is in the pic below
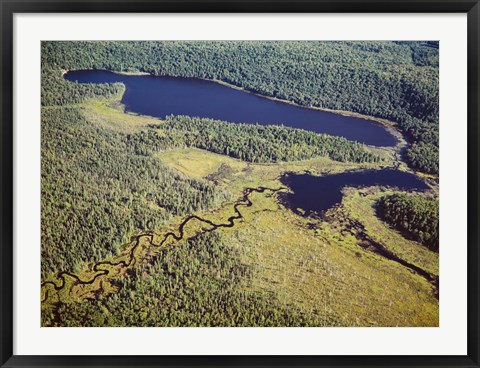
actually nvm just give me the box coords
[64,70,397,147]
[280,170,429,215]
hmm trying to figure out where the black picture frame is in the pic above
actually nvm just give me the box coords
[1,1,479,367]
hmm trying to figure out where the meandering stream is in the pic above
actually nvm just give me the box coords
[42,169,434,304]
[41,71,435,304]
[41,186,284,303]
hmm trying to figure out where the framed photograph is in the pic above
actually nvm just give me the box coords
[1,0,479,367]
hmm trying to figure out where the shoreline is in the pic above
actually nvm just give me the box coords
[199,77,405,146]
[114,70,150,76]
[62,68,149,77]
[209,78,397,127]
[62,68,408,152]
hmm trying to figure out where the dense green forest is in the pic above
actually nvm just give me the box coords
[376,193,439,251]
[405,142,439,175]
[41,68,124,106]
[41,108,230,277]
[41,41,439,174]
[42,106,378,278]
[41,41,439,327]
[144,115,380,163]
[42,232,341,327]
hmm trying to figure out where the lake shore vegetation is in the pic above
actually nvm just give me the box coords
[41,41,439,327]
[42,41,439,174]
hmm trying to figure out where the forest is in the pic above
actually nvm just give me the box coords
[144,115,380,164]
[41,107,379,278]
[41,108,231,277]
[41,41,439,327]
[41,41,439,174]
[376,193,439,251]
[42,232,340,327]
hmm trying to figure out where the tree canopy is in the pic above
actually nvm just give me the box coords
[41,41,439,174]
[377,193,439,251]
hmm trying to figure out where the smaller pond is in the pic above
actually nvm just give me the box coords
[279,169,429,216]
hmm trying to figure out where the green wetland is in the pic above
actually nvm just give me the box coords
[41,41,439,327]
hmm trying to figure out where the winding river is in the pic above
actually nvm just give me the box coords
[64,70,397,147]
[42,170,432,303]
[41,70,434,304]
[41,186,284,303]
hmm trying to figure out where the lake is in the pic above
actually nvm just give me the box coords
[64,70,397,147]
[280,170,429,215]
